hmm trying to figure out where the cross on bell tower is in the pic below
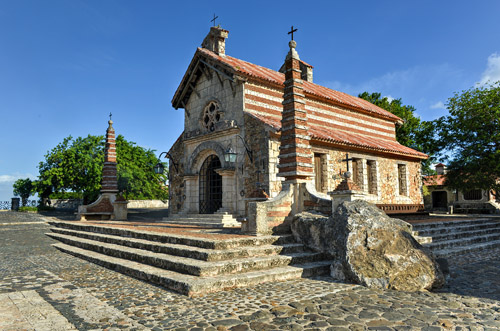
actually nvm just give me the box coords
[288,25,298,40]
[211,13,218,26]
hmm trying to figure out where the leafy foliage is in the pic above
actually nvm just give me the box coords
[116,135,169,200]
[358,92,439,174]
[13,178,34,206]
[34,134,168,204]
[436,82,500,196]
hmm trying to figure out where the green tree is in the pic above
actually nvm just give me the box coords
[116,135,169,200]
[13,178,34,206]
[358,92,439,174]
[34,134,168,204]
[437,82,500,197]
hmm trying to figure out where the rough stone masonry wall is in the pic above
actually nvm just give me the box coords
[168,136,185,215]
[266,142,423,205]
[243,113,270,197]
[184,72,244,136]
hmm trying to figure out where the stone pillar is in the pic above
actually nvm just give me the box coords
[101,120,119,194]
[277,40,314,183]
[216,169,236,213]
[329,172,366,211]
[183,175,198,214]
[11,198,20,211]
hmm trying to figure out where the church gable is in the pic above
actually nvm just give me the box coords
[181,69,244,140]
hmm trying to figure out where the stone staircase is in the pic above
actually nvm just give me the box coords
[45,220,332,296]
[161,213,241,228]
[412,218,500,257]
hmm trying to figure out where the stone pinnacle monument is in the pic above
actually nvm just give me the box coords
[77,116,128,220]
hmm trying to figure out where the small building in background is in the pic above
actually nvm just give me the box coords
[423,163,500,214]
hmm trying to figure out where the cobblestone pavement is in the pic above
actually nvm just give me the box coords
[1,211,499,330]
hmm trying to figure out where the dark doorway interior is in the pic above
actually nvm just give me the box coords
[432,191,448,209]
[199,155,222,214]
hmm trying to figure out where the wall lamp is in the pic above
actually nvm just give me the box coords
[153,152,179,174]
[224,135,253,164]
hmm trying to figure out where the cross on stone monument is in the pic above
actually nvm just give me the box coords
[342,153,354,172]
[211,14,218,27]
[288,26,298,40]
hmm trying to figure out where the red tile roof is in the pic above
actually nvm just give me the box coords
[423,175,447,186]
[248,113,428,159]
[197,48,402,123]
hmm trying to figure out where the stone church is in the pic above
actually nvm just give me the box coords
[167,26,428,233]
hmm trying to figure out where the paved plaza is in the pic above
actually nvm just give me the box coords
[1,211,499,330]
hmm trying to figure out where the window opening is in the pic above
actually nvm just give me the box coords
[201,101,222,132]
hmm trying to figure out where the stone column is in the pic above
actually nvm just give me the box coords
[101,120,119,195]
[183,175,198,214]
[216,168,236,213]
[277,40,314,183]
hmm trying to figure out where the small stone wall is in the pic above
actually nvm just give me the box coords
[301,182,332,215]
[243,184,294,235]
[47,199,168,211]
[127,200,169,209]
[48,199,83,211]
[244,182,331,236]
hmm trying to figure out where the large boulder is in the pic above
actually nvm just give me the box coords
[292,200,445,291]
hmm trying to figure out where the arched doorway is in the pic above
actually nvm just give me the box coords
[199,155,222,214]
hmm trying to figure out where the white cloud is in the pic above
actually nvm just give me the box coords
[430,101,446,109]
[321,64,462,99]
[0,173,36,201]
[318,63,464,121]
[385,95,395,102]
[0,173,36,184]
[0,175,16,183]
[479,53,500,85]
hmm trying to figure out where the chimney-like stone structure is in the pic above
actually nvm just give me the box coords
[101,120,119,194]
[277,40,314,182]
[202,26,229,56]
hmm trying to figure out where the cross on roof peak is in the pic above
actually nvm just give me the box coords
[288,26,298,41]
[109,112,112,121]
[211,14,218,27]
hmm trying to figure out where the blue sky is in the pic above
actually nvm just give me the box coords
[1,0,500,202]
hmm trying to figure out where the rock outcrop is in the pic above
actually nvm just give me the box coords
[292,200,445,291]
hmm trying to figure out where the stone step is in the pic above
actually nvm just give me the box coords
[425,227,500,243]
[52,243,332,297]
[412,220,500,236]
[158,219,241,228]
[425,232,500,251]
[411,218,496,231]
[431,239,500,258]
[47,233,325,277]
[47,220,295,249]
[49,228,304,262]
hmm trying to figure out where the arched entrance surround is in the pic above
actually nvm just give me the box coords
[182,141,236,214]
[199,155,222,214]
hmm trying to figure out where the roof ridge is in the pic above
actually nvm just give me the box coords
[197,48,401,122]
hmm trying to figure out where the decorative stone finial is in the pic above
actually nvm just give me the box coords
[286,40,300,60]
